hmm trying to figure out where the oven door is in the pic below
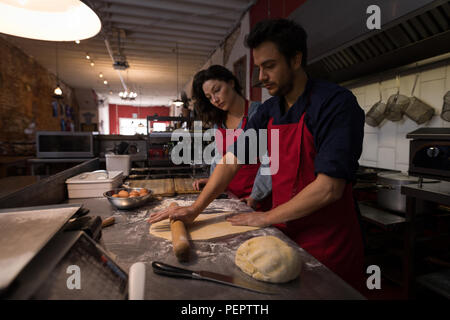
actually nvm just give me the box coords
[409,140,450,181]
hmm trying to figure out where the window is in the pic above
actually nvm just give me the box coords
[119,118,146,135]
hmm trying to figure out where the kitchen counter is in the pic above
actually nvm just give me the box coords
[400,180,450,298]
[0,175,39,198]
[68,194,365,300]
[401,181,450,206]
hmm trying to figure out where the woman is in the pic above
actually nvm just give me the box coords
[191,65,271,210]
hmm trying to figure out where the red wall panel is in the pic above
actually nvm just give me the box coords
[249,0,308,101]
[109,104,170,134]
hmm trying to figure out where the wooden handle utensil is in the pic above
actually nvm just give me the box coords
[102,216,115,228]
[169,202,190,262]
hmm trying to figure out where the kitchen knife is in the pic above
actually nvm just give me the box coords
[151,261,278,295]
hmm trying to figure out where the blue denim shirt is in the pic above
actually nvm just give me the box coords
[209,101,272,201]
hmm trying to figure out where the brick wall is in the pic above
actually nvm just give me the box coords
[0,36,79,156]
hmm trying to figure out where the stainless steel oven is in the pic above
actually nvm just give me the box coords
[36,131,94,158]
[407,128,450,182]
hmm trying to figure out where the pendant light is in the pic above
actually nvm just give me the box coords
[0,0,101,41]
[53,43,63,98]
[172,43,184,107]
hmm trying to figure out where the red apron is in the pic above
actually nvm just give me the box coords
[268,101,365,292]
[216,101,271,211]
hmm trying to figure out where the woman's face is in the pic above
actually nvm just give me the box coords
[202,79,236,111]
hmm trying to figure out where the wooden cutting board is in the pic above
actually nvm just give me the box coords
[173,178,201,194]
[128,179,175,196]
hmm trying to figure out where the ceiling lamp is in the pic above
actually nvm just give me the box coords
[119,91,137,100]
[54,85,63,97]
[173,99,184,107]
[0,0,101,41]
[53,43,63,98]
[171,43,184,107]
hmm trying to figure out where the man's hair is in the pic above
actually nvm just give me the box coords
[245,18,308,67]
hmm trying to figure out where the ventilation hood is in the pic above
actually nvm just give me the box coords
[290,0,449,84]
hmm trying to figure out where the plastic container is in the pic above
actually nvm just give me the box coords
[66,170,123,198]
[106,154,131,176]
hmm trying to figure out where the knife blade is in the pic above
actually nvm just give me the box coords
[151,261,277,295]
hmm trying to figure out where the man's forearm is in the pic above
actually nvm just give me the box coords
[192,152,241,212]
[264,173,346,225]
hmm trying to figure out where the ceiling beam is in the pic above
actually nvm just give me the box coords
[98,3,238,26]
[102,12,231,35]
[106,25,223,42]
[93,0,248,16]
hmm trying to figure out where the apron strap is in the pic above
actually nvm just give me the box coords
[291,90,312,196]
[241,100,249,129]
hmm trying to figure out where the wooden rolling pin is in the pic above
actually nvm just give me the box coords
[169,202,190,262]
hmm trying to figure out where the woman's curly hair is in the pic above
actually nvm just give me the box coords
[191,65,243,127]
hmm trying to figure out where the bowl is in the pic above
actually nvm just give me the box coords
[103,187,153,210]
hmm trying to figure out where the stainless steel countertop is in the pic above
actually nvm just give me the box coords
[68,194,365,300]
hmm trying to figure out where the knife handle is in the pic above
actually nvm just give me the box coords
[151,261,200,279]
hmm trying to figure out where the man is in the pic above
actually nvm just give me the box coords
[148,19,365,292]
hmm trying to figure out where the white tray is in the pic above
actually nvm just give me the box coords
[66,170,123,198]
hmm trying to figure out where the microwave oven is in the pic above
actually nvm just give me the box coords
[36,131,94,158]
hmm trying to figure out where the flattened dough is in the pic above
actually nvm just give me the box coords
[235,236,302,283]
[149,212,260,240]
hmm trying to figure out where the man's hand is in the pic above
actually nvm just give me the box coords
[239,196,257,209]
[147,205,200,225]
[226,211,269,227]
[192,178,208,191]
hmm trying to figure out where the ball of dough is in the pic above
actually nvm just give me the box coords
[235,236,302,283]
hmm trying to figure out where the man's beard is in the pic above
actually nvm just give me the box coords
[272,70,295,97]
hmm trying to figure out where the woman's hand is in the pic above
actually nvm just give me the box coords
[226,211,270,228]
[239,196,257,209]
[147,205,200,225]
[192,178,209,191]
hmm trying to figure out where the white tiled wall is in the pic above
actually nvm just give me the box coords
[347,62,450,172]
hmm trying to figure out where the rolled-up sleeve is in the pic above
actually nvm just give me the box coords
[250,153,272,200]
[313,90,365,182]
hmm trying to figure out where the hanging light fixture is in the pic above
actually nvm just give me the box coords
[172,43,184,107]
[0,0,101,42]
[119,90,137,100]
[53,43,63,98]
[118,70,137,100]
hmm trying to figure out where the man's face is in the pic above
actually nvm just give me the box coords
[253,41,297,97]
